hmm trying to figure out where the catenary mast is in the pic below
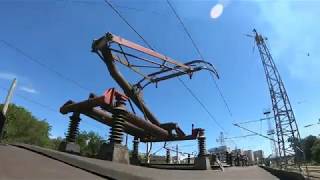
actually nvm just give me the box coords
[253,29,302,169]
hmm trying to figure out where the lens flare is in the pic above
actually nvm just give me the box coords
[210,3,224,19]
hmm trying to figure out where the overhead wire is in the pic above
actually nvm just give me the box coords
[165,0,238,148]
[104,0,224,152]
[0,39,108,133]
[100,1,152,121]
[177,78,226,132]
[2,0,232,122]
[103,0,238,148]
[0,40,91,92]
[165,0,233,129]
[210,74,233,116]
[0,85,56,113]
[0,39,109,131]
[166,0,233,118]
[0,85,108,135]
[104,0,154,50]
[166,0,204,60]
[103,0,236,146]
[103,0,158,156]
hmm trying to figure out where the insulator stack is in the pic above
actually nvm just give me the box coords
[66,112,81,142]
[166,148,171,163]
[109,96,127,144]
[110,108,126,144]
[132,137,139,159]
[198,129,206,157]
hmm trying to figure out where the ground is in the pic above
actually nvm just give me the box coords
[0,144,279,180]
[0,144,105,180]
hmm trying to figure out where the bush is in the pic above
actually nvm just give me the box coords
[311,139,320,163]
[1,104,52,147]
[76,131,105,157]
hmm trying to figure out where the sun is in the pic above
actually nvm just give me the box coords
[210,3,224,19]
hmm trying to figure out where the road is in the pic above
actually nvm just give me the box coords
[0,144,279,180]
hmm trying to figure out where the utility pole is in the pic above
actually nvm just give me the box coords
[216,132,226,146]
[2,78,17,115]
[253,29,302,169]
[264,110,278,158]
[176,144,179,164]
[0,78,17,140]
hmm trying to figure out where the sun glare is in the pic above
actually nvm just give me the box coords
[210,3,224,19]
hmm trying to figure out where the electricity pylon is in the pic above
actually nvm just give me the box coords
[253,29,302,169]
[263,110,278,158]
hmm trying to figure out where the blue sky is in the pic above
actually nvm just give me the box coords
[0,0,320,157]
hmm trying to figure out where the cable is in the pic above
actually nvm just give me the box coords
[224,134,256,140]
[177,143,196,148]
[236,117,272,125]
[166,0,204,60]
[177,78,226,132]
[104,0,154,50]
[0,40,91,92]
[73,0,164,16]
[0,85,56,113]
[166,0,229,132]
[166,1,237,146]
[211,74,233,117]
[166,0,233,118]
[104,1,236,146]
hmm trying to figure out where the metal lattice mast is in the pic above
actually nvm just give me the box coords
[253,29,301,169]
[264,110,278,159]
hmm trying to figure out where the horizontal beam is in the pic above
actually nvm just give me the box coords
[123,111,169,137]
[84,108,147,138]
[108,33,191,70]
[160,123,185,137]
[140,135,197,143]
[92,33,191,70]
[60,96,113,115]
[60,98,170,138]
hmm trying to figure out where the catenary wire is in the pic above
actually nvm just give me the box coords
[104,0,233,139]
[0,40,91,92]
[166,0,233,118]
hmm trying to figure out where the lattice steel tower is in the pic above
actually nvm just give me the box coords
[253,29,302,169]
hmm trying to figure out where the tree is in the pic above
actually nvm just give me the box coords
[0,104,52,147]
[0,111,5,136]
[301,135,317,161]
[49,137,64,150]
[311,139,320,163]
[76,131,105,157]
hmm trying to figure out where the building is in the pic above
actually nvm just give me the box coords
[231,148,244,155]
[253,150,264,163]
[208,146,230,162]
[149,155,167,163]
[243,150,254,164]
[208,145,230,154]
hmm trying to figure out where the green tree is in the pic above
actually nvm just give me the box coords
[49,137,64,150]
[311,139,320,163]
[76,130,105,157]
[301,135,317,161]
[0,104,52,147]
